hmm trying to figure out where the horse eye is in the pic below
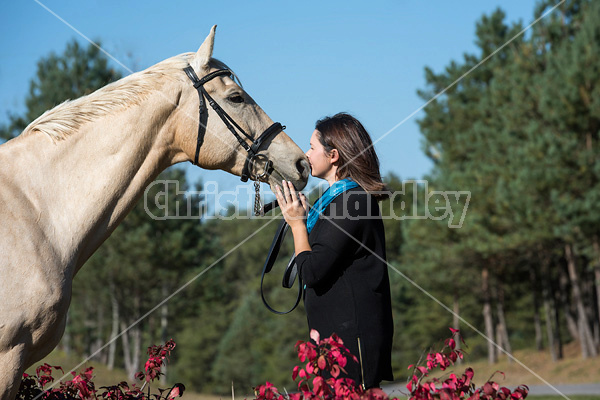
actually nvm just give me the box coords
[228,94,245,104]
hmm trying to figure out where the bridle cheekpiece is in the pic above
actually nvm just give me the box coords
[183,66,285,183]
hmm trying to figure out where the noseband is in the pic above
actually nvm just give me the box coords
[183,66,285,183]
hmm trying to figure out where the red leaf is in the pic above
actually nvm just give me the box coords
[306,362,314,374]
[440,391,453,400]
[483,382,494,395]
[331,364,340,378]
[310,329,320,345]
[167,383,185,399]
[317,355,326,371]
[464,367,474,384]
[436,353,444,365]
[312,376,324,395]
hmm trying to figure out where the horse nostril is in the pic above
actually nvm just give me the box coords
[296,159,310,180]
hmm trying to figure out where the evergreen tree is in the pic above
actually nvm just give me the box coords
[1,39,121,140]
[412,0,600,362]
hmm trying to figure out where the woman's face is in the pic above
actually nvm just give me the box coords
[306,130,334,180]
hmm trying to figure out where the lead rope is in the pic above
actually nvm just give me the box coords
[254,181,262,216]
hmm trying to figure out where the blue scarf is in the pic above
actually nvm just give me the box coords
[306,178,359,233]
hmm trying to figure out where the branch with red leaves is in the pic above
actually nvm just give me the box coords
[17,340,185,400]
[253,328,529,400]
[255,329,387,400]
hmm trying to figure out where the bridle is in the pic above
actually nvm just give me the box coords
[184,66,303,311]
[183,66,285,184]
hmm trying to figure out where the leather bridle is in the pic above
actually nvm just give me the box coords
[183,66,285,182]
[184,66,302,311]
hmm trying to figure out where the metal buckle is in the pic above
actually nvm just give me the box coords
[249,154,273,181]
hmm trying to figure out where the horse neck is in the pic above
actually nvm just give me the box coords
[18,91,179,273]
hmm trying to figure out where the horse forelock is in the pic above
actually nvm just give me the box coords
[22,53,227,142]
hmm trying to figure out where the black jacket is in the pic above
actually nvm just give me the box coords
[295,187,394,388]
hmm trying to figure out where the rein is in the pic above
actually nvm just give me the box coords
[260,217,303,315]
[183,66,285,214]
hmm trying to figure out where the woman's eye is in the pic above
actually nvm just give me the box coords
[228,94,244,104]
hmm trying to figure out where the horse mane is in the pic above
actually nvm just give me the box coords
[23,55,234,142]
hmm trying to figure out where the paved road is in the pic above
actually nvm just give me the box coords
[382,382,600,397]
[527,383,600,396]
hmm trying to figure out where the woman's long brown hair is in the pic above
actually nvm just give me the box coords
[315,113,388,200]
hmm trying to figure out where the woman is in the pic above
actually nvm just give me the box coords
[275,113,394,389]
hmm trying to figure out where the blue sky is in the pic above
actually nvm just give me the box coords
[1,0,540,201]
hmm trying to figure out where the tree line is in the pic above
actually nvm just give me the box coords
[2,0,599,393]
[409,0,600,363]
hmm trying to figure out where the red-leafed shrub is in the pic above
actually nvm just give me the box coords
[254,328,528,400]
[17,339,184,400]
[19,329,528,400]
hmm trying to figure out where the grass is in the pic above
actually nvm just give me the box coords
[437,341,600,388]
[422,341,600,399]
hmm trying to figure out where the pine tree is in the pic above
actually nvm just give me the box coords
[1,39,121,140]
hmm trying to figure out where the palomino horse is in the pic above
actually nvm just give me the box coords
[0,26,308,399]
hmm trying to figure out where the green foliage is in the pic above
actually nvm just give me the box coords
[169,214,307,393]
[69,167,217,371]
[407,0,600,365]
[1,39,121,140]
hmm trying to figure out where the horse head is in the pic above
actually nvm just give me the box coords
[173,26,309,191]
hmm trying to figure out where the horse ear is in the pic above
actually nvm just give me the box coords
[191,25,216,72]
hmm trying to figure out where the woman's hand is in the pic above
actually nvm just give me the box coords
[275,180,308,229]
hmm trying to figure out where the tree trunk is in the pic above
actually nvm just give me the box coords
[495,279,512,363]
[133,295,141,376]
[543,291,557,361]
[592,235,600,347]
[121,322,142,380]
[540,255,559,361]
[121,294,142,379]
[559,264,579,340]
[565,243,597,358]
[584,275,600,348]
[92,301,105,362]
[596,266,600,344]
[482,266,497,364]
[452,289,462,364]
[553,285,564,360]
[62,310,72,356]
[591,291,600,348]
[530,266,544,351]
[160,283,169,384]
[121,320,134,379]
[133,322,141,376]
[107,289,119,370]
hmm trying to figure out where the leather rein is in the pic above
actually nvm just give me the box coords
[260,216,302,315]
